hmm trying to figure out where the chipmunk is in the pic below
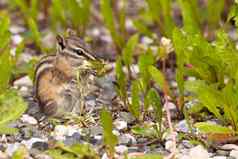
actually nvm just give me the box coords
[34,31,100,117]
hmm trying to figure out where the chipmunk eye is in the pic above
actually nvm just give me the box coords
[74,48,84,56]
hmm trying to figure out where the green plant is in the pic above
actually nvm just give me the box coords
[9,0,38,21]
[100,108,118,158]
[47,142,99,159]
[0,16,27,134]
[100,0,125,52]
[146,0,175,38]
[50,0,92,35]
[172,27,238,131]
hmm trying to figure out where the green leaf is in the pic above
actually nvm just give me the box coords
[100,0,123,49]
[146,0,175,37]
[0,16,11,51]
[173,28,186,95]
[195,122,234,134]
[147,89,162,124]
[130,80,140,119]
[147,88,163,137]
[133,20,154,37]
[138,50,155,91]
[177,0,200,34]
[100,108,118,155]
[122,34,139,66]
[148,66,165,88]
[50,0,66,30]
[131,125,158,138]
[207,0,224,28]
[115,57,127,101]
[27,18,42,49]
[0,90,27,134]
[185,80,224,121]
[0,49,13,93]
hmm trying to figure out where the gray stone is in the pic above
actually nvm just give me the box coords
[210,156,227,159]
[175,120,190,133]
[181,140,193,149]
[216,150,229,156]
[118,112,135,124]
[114,120,127,130]
[64,132,82,146]
[90,126,103,136]
[31,142,48,151]
[21,138,46,149]
[118,134,136,145]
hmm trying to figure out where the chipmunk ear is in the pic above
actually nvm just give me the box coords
[56,34,65,50]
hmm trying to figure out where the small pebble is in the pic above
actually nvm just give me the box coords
[220,144,238,151]
[165,140,174,152]
[210,156,227,159]
[230,150,238,159]
[189,145,209,159]
[20,114,38,125]
[118,134,136,145]
[52,125,81,141]
[114,120,127,130]
[13,76,33,87]
[34,154,53,159]
[21,138,46,150]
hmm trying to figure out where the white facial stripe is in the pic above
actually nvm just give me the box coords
[67,44,96,60]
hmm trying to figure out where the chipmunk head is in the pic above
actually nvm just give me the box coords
[56,29,97,61]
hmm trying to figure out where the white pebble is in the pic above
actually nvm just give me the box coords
[14,76,33,87]
[114,120,127,130]
[165,140,174,152]
[20,114,38,125]
[189,145,209,159]
[230,150,238,159]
